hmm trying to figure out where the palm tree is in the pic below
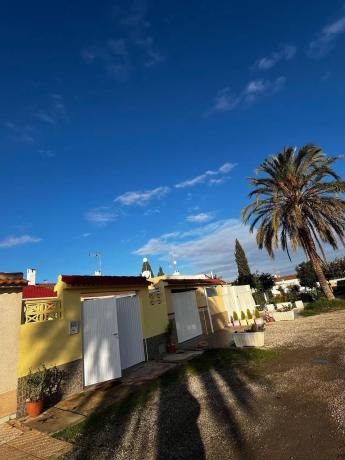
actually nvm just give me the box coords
[242,145,345,300]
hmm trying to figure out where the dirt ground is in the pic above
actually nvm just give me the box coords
[65,310,345,460]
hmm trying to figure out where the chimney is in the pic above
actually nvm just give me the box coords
[94,271,102,276]
[27,268,36,285]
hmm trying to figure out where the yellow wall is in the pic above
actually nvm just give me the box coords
[18,278,169,378]
[156,281,227,317]
[0,291,22,393]
[18,318,81,378]
[201,285,226,315]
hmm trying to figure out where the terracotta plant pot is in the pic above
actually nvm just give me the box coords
[25,400,44,417]
[167,343,176,353]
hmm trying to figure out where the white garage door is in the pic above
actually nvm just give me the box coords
[172,290,202,343]
[83,297,122,387]
[116,296,145,370]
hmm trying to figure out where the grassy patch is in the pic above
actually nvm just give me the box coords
[300,298,345,317]
[54,348,276,443]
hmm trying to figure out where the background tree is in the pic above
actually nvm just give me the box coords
[141,258,154,278]
[296,261,318,289]
[234,239,253,285]
[325,257,345,280]
[157,266,165,276]
[253,272,275,292]
[242,145,345,300]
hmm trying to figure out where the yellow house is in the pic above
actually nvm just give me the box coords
[150,276,229,343]
[17,274,169,417]
[0,273,28,423]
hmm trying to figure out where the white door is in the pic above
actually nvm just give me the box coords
[116,296,145,370]
[172,290,202,343]
[83,298,122,386]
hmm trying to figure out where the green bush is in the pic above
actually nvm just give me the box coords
[301,298,345,316]
[233,311,239,321]
[254,308,260,318]
[241,311,246,320]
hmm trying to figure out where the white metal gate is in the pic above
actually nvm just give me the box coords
[83,298,122,386]
[171,290,202,343]
[116,296,145,370]
[222,285,256,320]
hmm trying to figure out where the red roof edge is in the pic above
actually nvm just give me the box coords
[23,285,57,299]
[165,278,224,286]
[61,275,151,287]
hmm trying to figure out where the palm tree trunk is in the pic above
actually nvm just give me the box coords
[300,226,335,300]
[308,251,335,300]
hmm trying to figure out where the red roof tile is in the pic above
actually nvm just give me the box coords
[23,285,57,299]
[61,275,151,287]
[164,278,224,286]
[275,274,298,282]
[0,272,28,288]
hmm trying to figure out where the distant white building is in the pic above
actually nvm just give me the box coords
[272,274,300,295]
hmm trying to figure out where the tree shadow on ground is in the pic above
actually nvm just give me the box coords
[64,349,271,460]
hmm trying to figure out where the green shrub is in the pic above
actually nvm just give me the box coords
[233,311,239,321]
[254,308,260,318]
[252,291,266,308]
[246,308,253,319]
[300,298,345,316]
[240,311,246,320]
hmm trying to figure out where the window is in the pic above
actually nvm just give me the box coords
[206,287,217,297]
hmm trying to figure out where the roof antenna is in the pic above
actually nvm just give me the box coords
[89,250,102,276]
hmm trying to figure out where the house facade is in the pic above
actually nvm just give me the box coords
[0,273,28,423]
[17,274,169,417]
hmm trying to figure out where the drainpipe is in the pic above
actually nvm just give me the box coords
[204,287,214,334]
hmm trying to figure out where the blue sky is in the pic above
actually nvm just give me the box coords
[2,0,345,281]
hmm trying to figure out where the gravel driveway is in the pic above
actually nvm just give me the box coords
[66,310,345,460]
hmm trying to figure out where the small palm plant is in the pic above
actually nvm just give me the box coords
[242,145,345,300]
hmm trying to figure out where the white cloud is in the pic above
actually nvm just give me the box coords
[175,163,236,189]
[82,3,164,79]
[35,94,67,125]
[206,77,286,115]
[5,122,35,144]
[82,39,131,80]
[114,186,170,206]
[85,207,118,225]
[38,149,55,158]
[134,218,344,280]
[186,212,214,223]
[144,208,161,216]
[309,13,345,57]
[253,45,297,70]
[82,233,92,238]
[0,235,41,249]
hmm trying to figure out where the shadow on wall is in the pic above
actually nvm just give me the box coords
[64,351,267,460]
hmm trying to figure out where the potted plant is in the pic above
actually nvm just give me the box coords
[24,365,48,417]
[254,308,264,326]
[233,323,265,348]
[272,303,295,321]
[232,311,240,327]
[246,309,254,325]
[166,319,176,353]
[240,311,247,326]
